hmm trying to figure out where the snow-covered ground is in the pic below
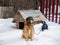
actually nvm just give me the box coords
[0,18,60,45]
[0,10,60,45]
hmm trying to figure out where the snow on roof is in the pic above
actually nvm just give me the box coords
[18,10,48,21]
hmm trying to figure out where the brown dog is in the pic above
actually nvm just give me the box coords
[22,16,34,41]
[12,12,25,29]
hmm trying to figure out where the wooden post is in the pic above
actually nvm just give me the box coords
[49,0,51,21]
[42,0,44,15]
[52,0,55,22]
[55,0,59,23]
[40,0,42,12]
[40,0,44,14]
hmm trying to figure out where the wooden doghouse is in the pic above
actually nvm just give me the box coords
[18,10,47,24]
[12,11,25,29]
[13,10,47,29]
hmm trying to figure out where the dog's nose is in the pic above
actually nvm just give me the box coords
[31,20,34,23]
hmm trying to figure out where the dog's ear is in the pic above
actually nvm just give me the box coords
[26,17,29,21]
[26,16,31,21]
[26,16,34,23]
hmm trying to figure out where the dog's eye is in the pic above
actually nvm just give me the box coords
[30,18,33,20]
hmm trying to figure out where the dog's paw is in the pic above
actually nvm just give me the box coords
[22,35,25,38]
[30,39,33,41]
[26,39,28,41]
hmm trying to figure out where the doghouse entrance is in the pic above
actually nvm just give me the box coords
[19,22,24,29]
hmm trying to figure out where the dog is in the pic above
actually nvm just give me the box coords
[12,12,25,29]
[22,16,34,41]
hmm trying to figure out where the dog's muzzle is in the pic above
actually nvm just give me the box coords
[31,20,34,23]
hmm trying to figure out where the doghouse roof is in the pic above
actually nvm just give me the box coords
[18,10,47,21]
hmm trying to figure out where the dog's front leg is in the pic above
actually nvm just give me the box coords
[24,27,29,41]
[25,31,29,41]
[22,31,25,38]
[22,30,28,41]
[30,27,34,40]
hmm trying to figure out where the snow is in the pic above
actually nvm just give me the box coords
[0,18,60,45]
[0,10,60,45]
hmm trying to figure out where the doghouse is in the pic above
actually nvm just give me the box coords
[13,10,47,29]
[12,11,25,29]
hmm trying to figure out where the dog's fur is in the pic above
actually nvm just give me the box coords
[12,12,25,29]
[22,16,34,41]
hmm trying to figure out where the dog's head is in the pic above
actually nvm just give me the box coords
[26,16,34,24]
